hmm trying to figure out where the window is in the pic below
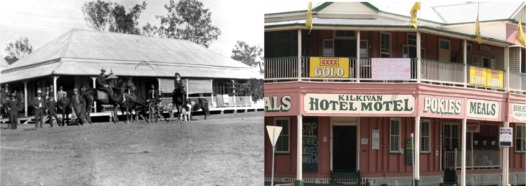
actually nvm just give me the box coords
[274,117,290,153]
[483,57,490,68]
[335,30,356,38]
[390,118,401,152]
[323,39,334,57]
[421,120,431,152]
[439,40,450,49]
[516,125,526,152]
[407,33,417,46]
[380,32,391,57]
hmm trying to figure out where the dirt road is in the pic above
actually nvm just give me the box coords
[1,112,263,186]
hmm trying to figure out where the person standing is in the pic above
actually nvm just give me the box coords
[33,89,46,128]
[57,86,67,100]
[7,93,20,129]
[46,96,62,127]
[71,88,87,125]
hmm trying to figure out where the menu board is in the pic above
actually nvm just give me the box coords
[303,117,318,172]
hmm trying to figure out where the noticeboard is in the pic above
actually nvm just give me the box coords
[302,117,318,172]
[499,127,513,147]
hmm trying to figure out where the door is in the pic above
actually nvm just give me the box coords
[439,39,451,62]
[442,123,460,169]
[333,126,357,172]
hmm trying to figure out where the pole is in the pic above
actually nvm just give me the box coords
[53,76,58,101]
[91,77,97,113]
[414,117,420,186]
[356,31,361,82]
[417,31,421,83]
[23,81,28,117]
[461,118,467,186]
[463,40,467,87]
[503,121,510,186]
[296,115,303,186]
[411,133,415,186]
[297,29,302,81]
[271,128,275,186]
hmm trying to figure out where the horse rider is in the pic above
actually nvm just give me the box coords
[173,73,186,115]
[46,95,62,127]
[33,89,46,128]
[7,93,20,129]
[71,88,88,125]
[96,68,115,100]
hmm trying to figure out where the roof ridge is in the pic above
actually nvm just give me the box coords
[58,29,74,58]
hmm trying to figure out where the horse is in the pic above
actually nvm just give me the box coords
[121,93,150,123]
[83,77,135,124]
[188,98,210,120]
[148,100,170,123]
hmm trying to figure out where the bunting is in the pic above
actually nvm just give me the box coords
[306,2,313,33]
[475,3,482,44]
[409,2,421,28]
[516,17,526,47]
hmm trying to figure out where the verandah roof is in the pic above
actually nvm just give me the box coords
[1,29,260,83]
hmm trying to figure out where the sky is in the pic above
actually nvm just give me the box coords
[0,0,264,59]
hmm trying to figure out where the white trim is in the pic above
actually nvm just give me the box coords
[421,119,431,153]
[515,124,526,153]
[380,32,391,57]
[390,117,401,153]
[273,117,290,153]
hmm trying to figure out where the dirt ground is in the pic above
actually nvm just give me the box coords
[0,112,263,186]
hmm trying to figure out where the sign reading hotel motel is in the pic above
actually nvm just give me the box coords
[511,103,526,122]
[304,94,415,114]
[309,57,349,78]
[467,99,499,119]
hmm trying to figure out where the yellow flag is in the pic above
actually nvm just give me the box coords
[475,4,482,44]
[516,17,526,47]
[306,2,313,33]
[409,2,421,28]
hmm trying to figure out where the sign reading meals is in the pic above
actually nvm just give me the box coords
[304,94,415,114]
[467,99,499,119]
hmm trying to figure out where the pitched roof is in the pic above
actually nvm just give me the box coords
[1,29,260,83]
[431,2,524,24]
[0,57,7,68]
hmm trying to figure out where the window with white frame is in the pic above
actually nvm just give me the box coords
[516,125,526,152]
[421,120,431,152]
[390,118,401,152]
[380,32,391,57]
[274,117,290,153]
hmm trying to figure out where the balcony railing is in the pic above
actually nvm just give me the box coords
[265,56,525,94]
[444,149,500,169]
[510,72,526,92]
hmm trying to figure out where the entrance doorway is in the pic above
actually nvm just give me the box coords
[332,126,357,172]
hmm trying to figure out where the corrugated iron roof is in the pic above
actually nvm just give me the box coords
[432,2,523,24]
[1,29,260,83]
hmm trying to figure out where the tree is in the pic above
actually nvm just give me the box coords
[81,0,112,31]
[82,0,146,35]
[109,2,147,34]
[4,37,33,64]
[235,79,264,102]
[231,41,264,74]
[156,0,221,48]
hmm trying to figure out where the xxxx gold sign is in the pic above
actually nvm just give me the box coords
[469,66,503,88]
[309,57,349,78]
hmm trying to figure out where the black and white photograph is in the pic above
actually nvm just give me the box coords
[0,0,264,185]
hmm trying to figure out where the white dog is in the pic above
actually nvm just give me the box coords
[178,103,192,122]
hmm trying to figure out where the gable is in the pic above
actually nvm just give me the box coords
[317,2,378,15]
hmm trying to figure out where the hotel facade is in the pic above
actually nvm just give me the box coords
[264,2,526,186]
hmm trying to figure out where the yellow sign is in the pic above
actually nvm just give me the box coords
[309,57,349,78]
[469,66,504,88]
[485,68,503,88]
[469,66,486,87]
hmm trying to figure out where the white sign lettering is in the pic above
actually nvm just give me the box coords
[423,97,462,115]
[511,104,526,122]
[304,94,415,114]
[467,99,499,119]
[264,96,291,112]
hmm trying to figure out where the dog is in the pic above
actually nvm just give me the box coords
[177,103,191,122]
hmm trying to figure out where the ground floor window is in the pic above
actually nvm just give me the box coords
[390,118,401,152]
[274,117,290,153]
[421,120,431,152]
[516,124,526,152]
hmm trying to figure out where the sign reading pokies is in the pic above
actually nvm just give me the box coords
[304,94,415,114]
[467,99,499,119]
[423,97,462,115]
[309,57,349,78]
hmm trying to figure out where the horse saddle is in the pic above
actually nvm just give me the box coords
[97,90,109,102]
